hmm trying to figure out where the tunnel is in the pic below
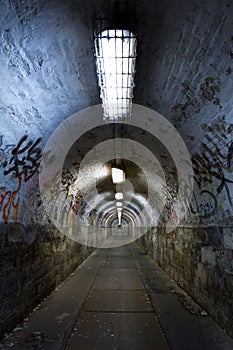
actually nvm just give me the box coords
[0,0,233,349]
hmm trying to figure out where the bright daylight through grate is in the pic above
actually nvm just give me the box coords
[94,29,137,122]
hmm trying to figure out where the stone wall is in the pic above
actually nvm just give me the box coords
[139,225,233,337]
[0,223,93,340]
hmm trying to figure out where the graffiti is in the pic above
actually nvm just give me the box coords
[3,135,42,182]
[88,208,98,225]
[77,200,96,223]
[216,164,233,206]
[0,135,16,166]
[192,116,233,187]
[71,195,83,215]
[165,202,179,226]
[190,142,233,217]
[22,174,43,228]
[80,201,88,216]
[227,141,233,169]
[0,176,21,223]
[0,135,15,153]
[62,168,75,193]
[97,211,104,226]
[190,188,217,217]
[42,171,60,204]
[199,200,214,216]
[0,135,43,224]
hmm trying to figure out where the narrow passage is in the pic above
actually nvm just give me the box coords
[66,244,169,350]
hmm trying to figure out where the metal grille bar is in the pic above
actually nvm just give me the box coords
[94,24,137,123]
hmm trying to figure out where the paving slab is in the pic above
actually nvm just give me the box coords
[104,256,136,269]
[129,242,233,350]
[66,244,169,349]
[66,312,169,350]
[94,268,144,290]
[107,246,131,256]
[84,290,153,312]
[3,242,230,350]
[0,249,107,350]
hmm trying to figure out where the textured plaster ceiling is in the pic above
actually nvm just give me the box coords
[1,0,233,144]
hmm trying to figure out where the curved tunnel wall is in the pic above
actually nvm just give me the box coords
[0,0,233,339]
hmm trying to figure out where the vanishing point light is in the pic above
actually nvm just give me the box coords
[115,192,123,200]
[94,29,137,122]
[117,210,122,225]
[112,167,125,184]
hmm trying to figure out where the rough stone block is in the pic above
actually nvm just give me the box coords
[201,246,216,266]
[0,224,93,340]
[223,228,233,249]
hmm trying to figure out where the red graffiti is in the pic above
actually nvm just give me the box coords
[72,201,80,215]
[0,176,22,223]
[166,203,179,226]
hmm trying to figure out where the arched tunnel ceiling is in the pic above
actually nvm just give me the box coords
[62,123,177,227]
[63,123,177,190]
[1,0,233,234]
[1,0,99,138]
[1,0,232,145]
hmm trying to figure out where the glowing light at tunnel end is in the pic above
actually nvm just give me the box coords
[39,104,194,248]
[112,167,125,184]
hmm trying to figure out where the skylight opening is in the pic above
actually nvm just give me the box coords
[94,29,137,122]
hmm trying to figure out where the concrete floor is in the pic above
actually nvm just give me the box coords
[66,245,169,350]
[1,243,233,350]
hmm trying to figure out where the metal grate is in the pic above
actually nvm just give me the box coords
[94,23,137,123]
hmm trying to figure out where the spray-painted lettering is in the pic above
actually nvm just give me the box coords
[0,176,22,223]
[3,135,42,182]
